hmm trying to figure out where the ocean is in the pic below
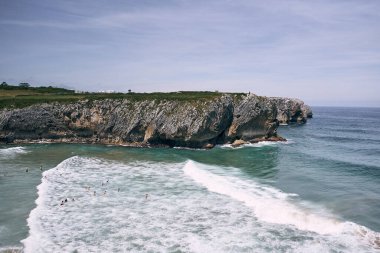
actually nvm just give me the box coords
[0,106,379,252]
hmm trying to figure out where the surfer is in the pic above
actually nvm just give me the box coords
[25,168,28,172]
[145,193,149,200]
[40,165,42,171]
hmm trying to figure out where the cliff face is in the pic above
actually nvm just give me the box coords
[271,97,313,124]
[0,94,312,148]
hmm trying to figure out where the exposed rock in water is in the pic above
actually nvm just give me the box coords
[231,139,248,148]
[270,97,313,124]
[0,94,312,148]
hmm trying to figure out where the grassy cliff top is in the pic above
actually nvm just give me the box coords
[0,85,246,109]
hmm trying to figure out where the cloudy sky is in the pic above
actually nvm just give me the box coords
[0,0,379,106]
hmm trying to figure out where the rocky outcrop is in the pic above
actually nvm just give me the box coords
[0,94,312,148]
[270,97,313,124]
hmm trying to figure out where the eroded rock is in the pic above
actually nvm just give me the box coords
[0,94,312,148]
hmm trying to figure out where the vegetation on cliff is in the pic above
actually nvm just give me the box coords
[0,83,312,148]
[0,84,246,109]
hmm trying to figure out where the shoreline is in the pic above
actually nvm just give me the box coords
[0,135,287,150]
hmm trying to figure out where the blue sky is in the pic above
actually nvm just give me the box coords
[0,0,379,106]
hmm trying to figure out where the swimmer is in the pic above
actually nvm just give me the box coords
[145,193,149,200]
[65,198,68,202]
[40,165,42,171]
[26,168,28,172]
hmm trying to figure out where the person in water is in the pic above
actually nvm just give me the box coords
[145,193,149,200]
[25,168,28,172]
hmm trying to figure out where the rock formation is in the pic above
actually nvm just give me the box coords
[271,97,313,124]
[0,93,312,148]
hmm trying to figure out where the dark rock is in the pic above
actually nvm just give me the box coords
[270,97,312,124]
[0,94,311,148]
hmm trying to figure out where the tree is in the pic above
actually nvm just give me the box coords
[19,82,30,88]
[0,82,8,87]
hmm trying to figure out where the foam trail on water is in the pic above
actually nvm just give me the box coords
[183,159,380,249]
[22,156,380,252]
[183,160,344,234]
[219,140,294,149]
[0,146,28,157]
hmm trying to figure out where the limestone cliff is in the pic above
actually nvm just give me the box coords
[271,97,313,124]
[0,94,312,148]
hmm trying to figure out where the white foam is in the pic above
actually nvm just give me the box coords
[22,156,380,252]
[183,160,345,234]
[183,160,380,250]
[219,140,294,149]
[0,146,29,157]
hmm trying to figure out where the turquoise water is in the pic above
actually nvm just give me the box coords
[0,107,379,252]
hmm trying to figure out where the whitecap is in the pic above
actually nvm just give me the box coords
[0,146,29,158]
[22,156,380,252]
[219,140,294,149]
[183,160,380,250]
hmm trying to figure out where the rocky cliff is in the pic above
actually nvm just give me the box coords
[0,94,312,148]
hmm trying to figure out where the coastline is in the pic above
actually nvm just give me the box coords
[0,93,311,149]
[2,107,380,252]
[4,135,287,149]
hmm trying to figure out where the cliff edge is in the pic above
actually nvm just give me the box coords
[0,93,312,148]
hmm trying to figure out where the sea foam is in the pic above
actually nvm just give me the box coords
[183,160,380,250]
[219,140,294,149]
[183,160,344,234]
[22,157,379,252]
[0,146,29,158]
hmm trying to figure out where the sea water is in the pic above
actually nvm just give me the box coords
[0,107,379,252]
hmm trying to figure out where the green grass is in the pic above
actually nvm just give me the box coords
[0,87,246,109]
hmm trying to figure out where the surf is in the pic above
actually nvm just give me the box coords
[0,146,29,158]
[21,156,380,252]
[183,160,380,249]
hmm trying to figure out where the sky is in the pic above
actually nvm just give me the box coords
[0,0,379,106]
